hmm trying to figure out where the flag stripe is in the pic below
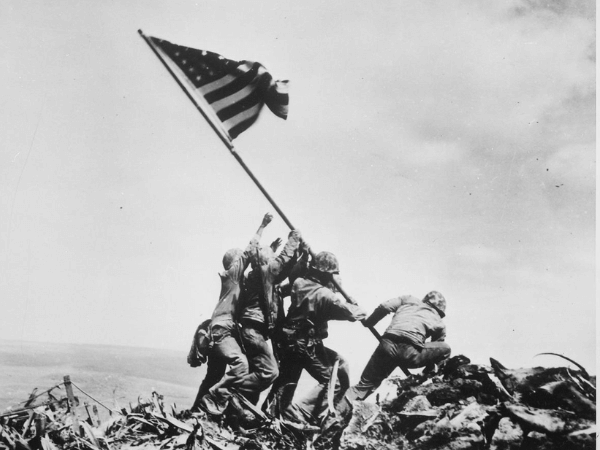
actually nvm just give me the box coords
[199,74,238,95]
[210,84,256,113]
[217,89,262,122]
[205,63,260,104]
[228,117,257,139]
[225,104,263,138]
[224,103,262,129]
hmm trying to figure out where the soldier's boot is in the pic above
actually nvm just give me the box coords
[228,393,260,427]
[313,396,354,450]
[200,388,230,416]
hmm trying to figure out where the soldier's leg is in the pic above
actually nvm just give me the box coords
[298,343,349,421]
[238,326,279,403]
[210,330,250,391]
[317,339,400,449]
[403,341,451,368]
[201,327,249,415]
[191,355,226,411]
[347,338,400,403]
[262,348,303,417]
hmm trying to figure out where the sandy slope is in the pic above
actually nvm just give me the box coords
[0,339,204,413]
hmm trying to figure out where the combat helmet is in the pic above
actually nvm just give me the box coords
[312,251,340,274]
[222,248,243,270]
[423,291,446,318]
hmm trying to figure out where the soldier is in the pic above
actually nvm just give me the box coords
[265,251,367,423]
[198,213,273,415]
[235,229,303,404]
[317,291,451,449]
[190,322,225,411]
[352,291,450,399]
[341,291,450,418]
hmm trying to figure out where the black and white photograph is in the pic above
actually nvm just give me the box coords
[0,1,595,449]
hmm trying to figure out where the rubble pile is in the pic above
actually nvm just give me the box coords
[0,355,595,450]
[341,355,596,450]
[0,388,304,450]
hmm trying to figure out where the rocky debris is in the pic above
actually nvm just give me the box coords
[489,357,596,418]
[0,355,595,450]
[340,355,595,450]
[489,417,523,449]
[0,388,311,450]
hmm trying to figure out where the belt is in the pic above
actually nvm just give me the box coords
[382,333,424,349]
[239,319,267,334]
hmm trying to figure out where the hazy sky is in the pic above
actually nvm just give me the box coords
[0,0,595,379]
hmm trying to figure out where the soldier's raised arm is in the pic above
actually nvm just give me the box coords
[270,230,302,281]
[246,213,273,250]
[362,296,404,327]
[228,213,274,279]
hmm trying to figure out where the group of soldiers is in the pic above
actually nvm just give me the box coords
[190,212,451,433]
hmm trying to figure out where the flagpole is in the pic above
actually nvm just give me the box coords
[225,150,391,353]
[138,30,394,353]
[138,29,297,229]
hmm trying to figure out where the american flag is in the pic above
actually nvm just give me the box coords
[148,36,289,140]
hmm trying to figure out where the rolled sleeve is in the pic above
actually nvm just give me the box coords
[363,297,402,327]
[324,294,367,322]
[270,232,301,280]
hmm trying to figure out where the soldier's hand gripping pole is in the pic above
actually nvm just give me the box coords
[330,273,410,377]
[177,107,383,343]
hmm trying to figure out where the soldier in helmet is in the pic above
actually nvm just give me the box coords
[317,291,451,448]
[265,251,367,423]
[196,213,273,415]
[234,229,303,405]
[345,291,450,410]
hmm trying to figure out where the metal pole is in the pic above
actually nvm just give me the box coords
[231,148,385,345]
[63,375,82,437]
[229,149,296,230]
[139,30,390,348]
[231,149,389,348]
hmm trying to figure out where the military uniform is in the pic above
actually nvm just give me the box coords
[316,292,451,449]
[234,231,301,403]
[348,293,450,403]
[267,273,366,422]
[197,215,272,415]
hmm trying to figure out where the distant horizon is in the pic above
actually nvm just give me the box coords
[0,338,200,412]
[1,337,594,376]
[1,1,595,385]
[0,337,188,354]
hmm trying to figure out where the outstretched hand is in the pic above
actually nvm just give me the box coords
[261,213,274,227]
[270,237,283,252]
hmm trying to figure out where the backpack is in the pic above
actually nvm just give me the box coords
[187,319,212,367]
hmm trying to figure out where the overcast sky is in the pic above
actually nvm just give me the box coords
[0,0,595,379]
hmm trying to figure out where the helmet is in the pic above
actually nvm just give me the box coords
[312,251,340,274]
[423,291,446,318]
[222,248,243,270]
